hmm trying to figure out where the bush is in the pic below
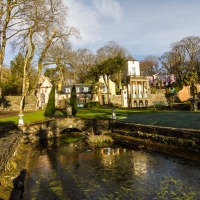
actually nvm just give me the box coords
[85,101,101,108]
[70,85,77,116]
[44,85,56,117]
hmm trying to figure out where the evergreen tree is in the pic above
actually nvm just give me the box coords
[70,85,77,116]
[44,85,56,117]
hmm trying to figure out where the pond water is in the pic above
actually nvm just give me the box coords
[23,138,200,200]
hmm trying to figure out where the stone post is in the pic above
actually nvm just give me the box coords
[66,105,72,117]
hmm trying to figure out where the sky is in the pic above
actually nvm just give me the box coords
[64,0,200,61]
[4,0,200,65]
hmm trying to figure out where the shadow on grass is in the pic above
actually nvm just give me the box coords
[0,121,16,127]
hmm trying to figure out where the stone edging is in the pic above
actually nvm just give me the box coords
[0,128,23,174]
[112,122,200,153]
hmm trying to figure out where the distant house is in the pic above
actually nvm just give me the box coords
[57,84,92,108]
[92,76,116,105]
[36,76,52,109]
[147,74,177,87]
[98,76,116,95]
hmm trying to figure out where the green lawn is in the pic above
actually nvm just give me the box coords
[0,108,200,130]
[77,108,200,130]
[0,110,46,127]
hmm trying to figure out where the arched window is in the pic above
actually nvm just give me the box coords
[197,102,200,110]
[41,93,45,103]
[145,100,148,107]
[139,100,143,107]
[134,100,137,107]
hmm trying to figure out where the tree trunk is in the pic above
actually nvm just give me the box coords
[103,75,111,105]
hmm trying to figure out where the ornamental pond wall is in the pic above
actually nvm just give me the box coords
[1,117,200,174]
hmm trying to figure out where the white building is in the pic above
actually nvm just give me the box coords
[122,60,149,108]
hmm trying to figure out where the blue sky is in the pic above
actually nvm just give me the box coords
[4,0,200,65]
[65,0,200,61]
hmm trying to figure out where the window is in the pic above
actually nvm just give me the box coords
[65,88,70,93]
[83,87,88,92]
[40,93,45,103]
[102,84,107,93]
[76,87,80,92]
[132,67,136,75]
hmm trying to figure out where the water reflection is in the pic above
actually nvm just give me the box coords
[23,138,200,200]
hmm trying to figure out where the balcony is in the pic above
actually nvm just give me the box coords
[132,93,148,98]
[127,75,147,80]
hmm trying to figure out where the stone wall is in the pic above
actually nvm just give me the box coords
[0,127,23,174]
[1,96,38,111]
[112,122,200,153]
[110,95,122,106]
[19,117,113,143]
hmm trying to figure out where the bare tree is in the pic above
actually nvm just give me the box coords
[70,48,95,84]
[44,42,73,85]
[10,0,80,111]
[160,36,200,88]
[0,0,32,96]
[140,55,160,76]
[96,41,129,62]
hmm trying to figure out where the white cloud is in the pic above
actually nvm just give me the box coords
[92,0,123,23]
[64,0,102,48]
[41,1,200,61]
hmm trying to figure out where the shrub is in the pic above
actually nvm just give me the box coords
[69,85,77,116]
[44,85,56,117]
[85,101,101,108]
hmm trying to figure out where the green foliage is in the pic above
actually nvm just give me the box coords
[183,72,199,86]
[69,85,77,116]
[88,54,126,83]
[96,54,126,77]
[85,101,101,108]
[44,85,56,117]
[2,53,37,95]
[44,67,58,80]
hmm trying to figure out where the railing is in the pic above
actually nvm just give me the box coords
[127,75,147,79]
[132,94,148,98]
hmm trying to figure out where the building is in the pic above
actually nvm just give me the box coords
[36,76,52,109]
[57,84,92,108]
[122,60,150,108]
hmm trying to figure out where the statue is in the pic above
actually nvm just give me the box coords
[111,108,116,119]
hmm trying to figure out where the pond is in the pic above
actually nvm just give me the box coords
[23,138,200,200]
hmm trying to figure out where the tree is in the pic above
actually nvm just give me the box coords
[11,0,80,90]
[92,54,126,104]
[183,71,199,98]
[9,0,79,111]
[44,42,74,85]
[8,53,36,96]
[160,36,200,88]
[96,41,131,89]
[0,0,32,96]
[96,41,129,62]
[44,85,55,117]
[140,55,160,76]
[70,48,95,84]
[69,85,77,116]
[44,67,59,82]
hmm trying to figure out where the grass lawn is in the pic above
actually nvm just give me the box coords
[0,108,200,130]
[77,108,200,130]
[0,110,46,127]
